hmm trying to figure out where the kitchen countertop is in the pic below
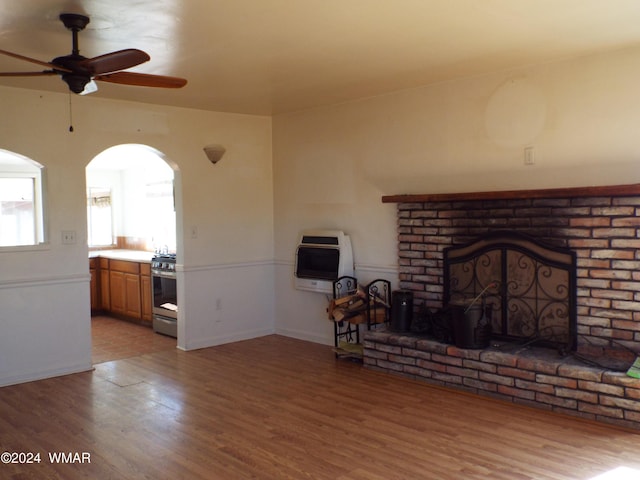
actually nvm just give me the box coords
[89,249,155,263]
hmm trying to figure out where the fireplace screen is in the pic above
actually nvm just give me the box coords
[443,231,577,351]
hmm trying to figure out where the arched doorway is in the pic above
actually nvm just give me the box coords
[86,144,180,363]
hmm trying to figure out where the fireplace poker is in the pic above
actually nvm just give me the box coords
[464,281,499,313]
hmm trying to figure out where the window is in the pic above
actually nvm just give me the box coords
[145,180,176,252]
[0,151,45,247]
[87,187,114,246]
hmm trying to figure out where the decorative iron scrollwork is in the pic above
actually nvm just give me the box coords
[444,231,577,351]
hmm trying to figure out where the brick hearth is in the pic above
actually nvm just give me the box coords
[364,329,640,430]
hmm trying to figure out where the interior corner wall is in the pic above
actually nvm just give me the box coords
[0,86,274,386]
[271,44,640,346]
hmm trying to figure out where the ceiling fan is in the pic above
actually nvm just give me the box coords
[0,13,187,95]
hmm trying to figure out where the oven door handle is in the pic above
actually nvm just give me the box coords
[151,269,176,279]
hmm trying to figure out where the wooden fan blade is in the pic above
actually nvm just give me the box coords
[0,49,72,72]
[0,71,57,77]
[80,49,150,75]
[94,71,187,88]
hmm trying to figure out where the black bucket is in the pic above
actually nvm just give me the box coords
[391,290,413,332]
[449,300,492,349]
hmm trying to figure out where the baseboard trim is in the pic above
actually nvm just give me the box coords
[181,327,276,351]
[0,362,93,388]
[275,327,333,346]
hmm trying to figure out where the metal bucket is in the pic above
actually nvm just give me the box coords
[449,300,492,349]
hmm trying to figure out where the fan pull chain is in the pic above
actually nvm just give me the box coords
[68,93,74,132]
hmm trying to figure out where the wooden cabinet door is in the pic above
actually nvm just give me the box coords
[109,270,126,315]
[90,268,98,311]
[124,273,142,318]
[100,268,110,310]
[141,274,152,323]
[96,258,151,322]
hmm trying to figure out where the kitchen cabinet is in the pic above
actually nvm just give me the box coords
[89,258,98,312]
[91,256,152,324]
[109,270,126,315]
[109,259,141,319]
[140,263,152,323]
[124,273,142,318]
[99,258,110,310]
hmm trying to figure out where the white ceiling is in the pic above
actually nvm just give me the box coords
[1,0,640,115]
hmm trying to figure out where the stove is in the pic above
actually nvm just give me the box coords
[151,253,177,273]
[151,253,177,338]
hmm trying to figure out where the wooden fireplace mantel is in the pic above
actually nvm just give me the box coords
[381,183,640,203]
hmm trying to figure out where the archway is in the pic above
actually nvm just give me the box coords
[86,144,182,362]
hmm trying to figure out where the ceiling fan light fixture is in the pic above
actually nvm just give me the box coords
[80,79,98,95]
[62,73,91,94]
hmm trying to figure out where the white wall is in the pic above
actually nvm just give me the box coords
[272,45,640,345]
[0,86,273,386]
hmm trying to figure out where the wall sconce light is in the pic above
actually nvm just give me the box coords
[203,144,226,164]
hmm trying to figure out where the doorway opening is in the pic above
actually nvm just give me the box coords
[86,144,179,363]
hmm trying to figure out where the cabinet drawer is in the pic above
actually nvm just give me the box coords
[109,259,140,274]
[140,263,151,276]
[99,257,109,269]
[89,257,97,269]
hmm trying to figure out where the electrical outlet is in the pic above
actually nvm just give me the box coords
[215,299,222,324]
[62,230,76,244]
[524,146,535,166]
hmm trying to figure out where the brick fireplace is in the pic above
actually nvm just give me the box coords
[363,184,640,429]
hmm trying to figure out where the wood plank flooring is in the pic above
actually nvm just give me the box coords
[91,315,175,364]
[1,334,639,479]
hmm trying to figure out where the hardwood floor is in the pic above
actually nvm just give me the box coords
[1,334,639,479]
[91,315,175,364]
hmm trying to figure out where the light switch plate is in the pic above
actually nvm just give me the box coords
[62,230,76,244]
